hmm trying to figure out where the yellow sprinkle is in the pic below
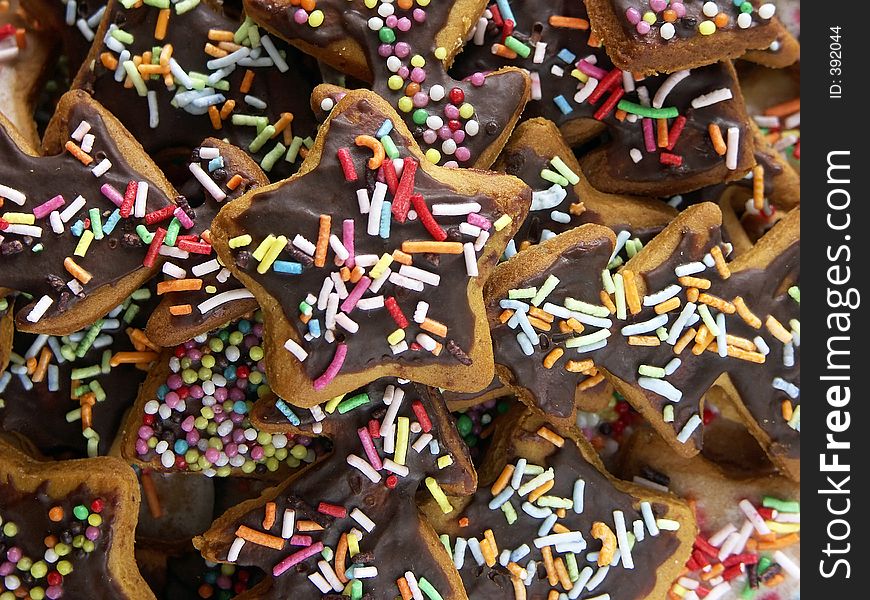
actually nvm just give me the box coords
[766,521,801,534]
[251,234,276,261]
[325,394,345,414]
[2,212,35,225]
[425,477,453,514]
[369,253,394,280]
[493,214,513,231]
[257,235,287,274]
[347,531,360,557]
[394,416,410,466]
[570,68,589,83]
[229,234,252,248]
[437,455,454,469]
[387,329,406,346]
[205,285,217,294]
[74,230,95,257]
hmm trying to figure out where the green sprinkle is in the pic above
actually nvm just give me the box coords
[88,208,104,240]
[175,0,201,15]
[500,500,517,524]
[303,136,315,149]
[60,345,77,362]
[788,286,800,303]
[379,26,396,44]
[320,546,334,562]
[73,505,89,520]
[123,303,140,324]
[249,125,276,153]
[143,0,170,7]
[110,28,134,45]
[504,35,531,58]
[540,168,569,187]
[656,326,669,341]
[763,496,800,513]
[337,393,370,414]
[101,349,112,375]
[261,142,287,172]
[285,136,305,163]
[418,577,444,600]
[0,298,8,312]
[439,534,451,555]
[122,60,148,97]
[758,556,772,575]
[638,365,666,378]
[550,156,580,185]
[350,579,362,600]
[616,100,679,119]
[89,380,107,403]
[663,404,675,423]
[531,275,560,306]
[508,287,537,300]
[72,384,90,399]
[565,552,579,581]
[131,288,152,301]
[70,365,101,380]
[231,114,267,127]
[234,17,254,44]
[118,0,138,8]
[381,135,399,159]
[248,24,261,48]
[135,225,154,244]
[76,320,104,358]
[65,408,82,423]
[87,436,99,458]
[165,217,182,246]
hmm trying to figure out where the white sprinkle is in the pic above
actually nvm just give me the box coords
[754,336,770,356]
[691,87,733,109]
[293,234,316,256]
[91,158,112,177]
[726,127,740,170]
[357,296,385,310]
[432,202,481,216]
[404,571,424,600]
[283,338,308,361]
[453,537,468,569]
[621,314,669,336]
[71,120,92,142]
[134,183,149,218]
[676,414,703,443]
[350,508,376,532]
[399,264,440,286]
[307,571,332,593]
[227,537,245,562]
[463,242,479,277]
[573,479,585,513]
[281,509,295,539]
[347,454,382,483]
[666,302,697,344]
[674,262,706,277]
[26,296,54,323]
[652,70,691,108]
[368,182,387,235]
[522,502,552,519]
[259,35,289,72]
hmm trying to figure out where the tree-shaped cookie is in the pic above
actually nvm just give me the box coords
[0,438,155,599]
[484,202,800,479]
[585,0,798,74]
[243,0,530,169]
[0,89,176,335]
[195,378,477,599]
[144,139,265,346]
[210,89,530,407]
[421,405,695,599]
[0,288,157,458]
[72,0,320,181]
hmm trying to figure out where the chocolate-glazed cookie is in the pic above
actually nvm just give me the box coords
[73,0,320,182]
[243,0,530,169]
[0,90,176,335]
[195,379,476,599]
[210,89,530,407]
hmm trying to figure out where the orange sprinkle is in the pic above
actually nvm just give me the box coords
[709,123,727,155]
[240,69,256,94]
[204,42,227,58]
[569,201,586,216]
[109,351,159,367]
[480,538,497,567]
[401,241,463,254]
[686,287,700,302]
[458,517,470,528]
[565,359,594,373]
[32,346,52,384]
[208,29,235,42]
[543,347,564,369]
[698,293,735,314]
[554,557,573,590]
[295,520,324,532]
[541,546,558,586]
[159,44,173,66]
[654,297,681,315]
[726,334,756,351]
[657,118,669,148]
[764,98,800,117]
[208,105,223,130]
[614,108,628,122]
[537,426,565,447]
[528,479,554,503]
[528,315,551,331]
[226,174,244,190]
[733,296,762,328]
[354,134,385,169]
[157,279,203,294]
[263,502,277,530]
[349,265,364,283]
[578,373,605,390]
[63,256,93,284]
[64,141,93,166]
[137,64,167,76]
[100,52,118,70]
[219,99,236,120]
[128,328,161,352]
[674,327,697,355]
[335,533,349,583]
[710,245,731,279]
[155,8,171,40]
[726,345,766,364]
[552,523,570,535]
[629,335,660,346]
[548,591,559,600]
[600,290,616,314]
[338,266,351,281]
[314,214,331,268]
[587,30,602,47]
[765,573,786,587]
[752,164,765,211]
[701,562,725,581]
[678,276,711,290]
[397,0,413,9]
[565,317,585,334]
[169,304,192,316]
[396,577,413,600]
[622,269,642,315]
[781,399,793,421]
[756,533,799,550]
[140,470,164,519]
[25,357,36,375]
[48,506,65,522]
[558,321,572,334]
[713,12,729,27]
[391,249,413,265]
[490,464,515,496]
[548,15,590,29]
[421,318,448,338]
[217,41,243,53]
[766,315,793,343]
[528,306,555,323]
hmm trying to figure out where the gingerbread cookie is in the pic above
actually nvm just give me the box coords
[195,378,477,599]
[0,89,178,335]
[422,405,695,599]
[619,427,800,599]
[0,288,158,458]
[122,313,327,477]
[144,139,265,347]
[741,27,800,69]
[243,0,531,169]
[0,437,155,599]
[483,203,799,474]
[72,0,320,181]
[210,89,530,407]
[585,0,797,74]
[0,294,12,371]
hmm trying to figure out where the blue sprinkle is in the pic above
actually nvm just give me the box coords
[553,95,573,115]
[238,320,252,334]
[275,399,301,425]
[375,119,394,138]
[156,384,169,400]
[308,319,322,338]
[557,48,577,64]
[379,201,392,239]
[208,157,225,172]
[273,260,303,274]
[233,400,248,414]
[102,209,122,235]
[496,0,515,23]
[71,220,85,237]
[503,239,518,259]
[174,439,189,454]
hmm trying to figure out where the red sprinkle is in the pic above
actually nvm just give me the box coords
[368,419,381,439]
[177,239,213,254]
[382,159,399,195]
[144,205,175,225]
[490,4,504,26]
[593,87,624,121]
[385,296,409,329]
[696,586,711,598]
[757,507,775,520]
[724,553,759,567]
[385,474,398,489]
[694,535,719,558]
[659,152,683,167]
[411,400,432,433]
[120,181,137,218]
[588,68,622,105]
[666,115,688,151]
[0,24,15,40]
[722,564,745,581]
[90,498,104,513]
[500,19,514,43]
[410,194,447,241]
[46,572,63,587]
[692,549,710,569]
[449,87,466,105]
[337,148,358,182]
[0,218,8,231]
[317,502,347,519]
[143,227,167,268]
[391,157,418,222]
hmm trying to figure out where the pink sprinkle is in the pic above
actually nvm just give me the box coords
[340,276,371,314]
[625,7,641,24]
[576,60,608,81]
[100,183,124,207]
[470,72,485,87]
[672,2,686,17]
[342,219,355,268]
[272,542,324,576]
[313,343,347,391]
[293,9,308,24]
[173,206,194,229]
[289,534,313,547]
[358,426,384,470]
[642,118,657,153]
[650,0,668,12]
[455,147,471,162]
[32,195,65,220]
[467,213,492,230]
[636,21,651,35]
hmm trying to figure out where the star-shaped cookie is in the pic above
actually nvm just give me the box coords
[243,0,530,169]
[211,89,530,407]
[0,437,155,599]
[195,378,476,599]
[144,139,265,346]
[0,89,176,335]
[72,0,320,181]
[421,405,695,600]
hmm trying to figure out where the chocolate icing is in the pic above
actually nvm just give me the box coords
[230,97,509,380]
[0,101,172,323]
[80,2,320,182]
[0,290,155,457]
[210,380,474,599]
[453,429,680,599]
[0,481,123,600]
[245,0,529,167]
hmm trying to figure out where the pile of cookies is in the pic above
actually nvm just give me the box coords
[1,0,800,598]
